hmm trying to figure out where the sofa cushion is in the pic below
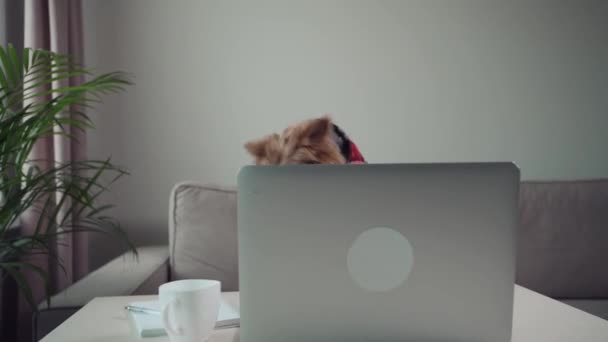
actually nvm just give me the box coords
[169,182,238,291]
[517,180,608,298]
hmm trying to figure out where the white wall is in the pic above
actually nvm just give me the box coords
[83,0,608,267]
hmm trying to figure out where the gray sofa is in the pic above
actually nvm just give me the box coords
[34,180,608,340]
[517,180,608,318]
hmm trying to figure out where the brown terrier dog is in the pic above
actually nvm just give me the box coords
[245,116,365,165]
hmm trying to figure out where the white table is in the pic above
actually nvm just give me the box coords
[41,286,608,341]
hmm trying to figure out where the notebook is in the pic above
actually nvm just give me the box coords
[127,298,240,338]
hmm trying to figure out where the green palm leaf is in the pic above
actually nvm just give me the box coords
[0,44,135,310]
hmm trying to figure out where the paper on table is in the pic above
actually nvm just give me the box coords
[127,298,240,338]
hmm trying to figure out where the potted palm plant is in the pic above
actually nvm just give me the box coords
[0,44,135,311]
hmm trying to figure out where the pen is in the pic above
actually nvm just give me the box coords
[124,305,161,315]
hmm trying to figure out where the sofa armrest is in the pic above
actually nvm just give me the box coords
[33,307,80,341]
[560,299,608,321]
[38,245,169,309]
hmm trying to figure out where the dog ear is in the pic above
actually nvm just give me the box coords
[244,133,280,159]
[303,116,332,143]
[244,139,265,158]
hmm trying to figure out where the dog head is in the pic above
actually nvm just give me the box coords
[278,116,345,164]
[244,116,346,165]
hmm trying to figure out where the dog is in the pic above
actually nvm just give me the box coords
[245,116,365,165]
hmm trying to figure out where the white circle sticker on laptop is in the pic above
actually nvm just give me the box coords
[347,227,414,292]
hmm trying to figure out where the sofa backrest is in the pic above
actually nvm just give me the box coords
[169,182,238,291]
[517,180,608,299]
[169,180,608,298]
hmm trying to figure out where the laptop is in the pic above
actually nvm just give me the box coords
[238,163,520,342]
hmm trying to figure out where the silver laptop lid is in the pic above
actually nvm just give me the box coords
[238,163,520,342]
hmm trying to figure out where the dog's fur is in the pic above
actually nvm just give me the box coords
[243,133,282,165]
[245,116,346,165]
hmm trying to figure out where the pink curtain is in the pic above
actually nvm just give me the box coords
[20,0,86,340]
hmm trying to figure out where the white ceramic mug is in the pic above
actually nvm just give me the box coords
[159,279,221,342]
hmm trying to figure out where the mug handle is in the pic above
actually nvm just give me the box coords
[162,298,184,336]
